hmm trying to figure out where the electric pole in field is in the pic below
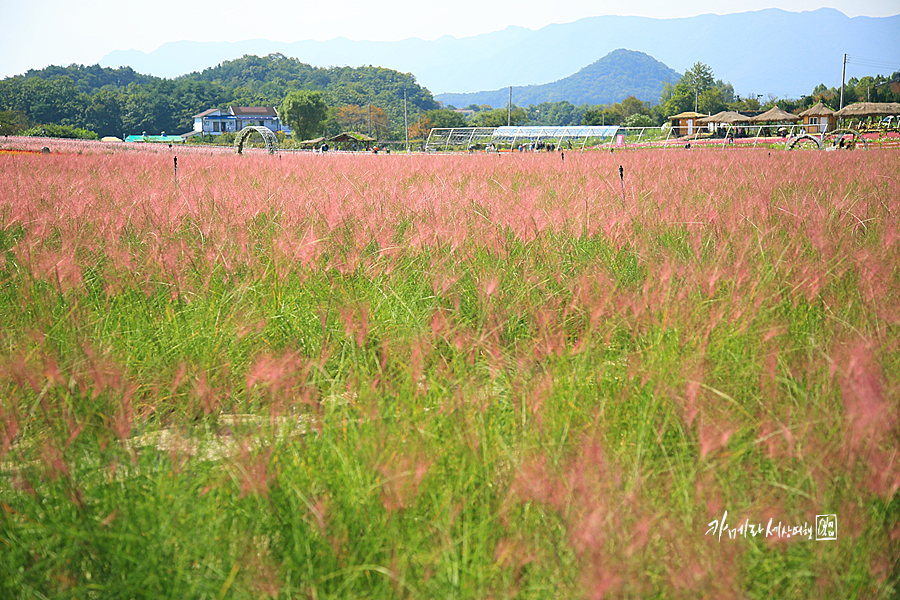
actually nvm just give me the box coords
[839,53,847,110]
[508,86,512,126]
[404,89,409,153]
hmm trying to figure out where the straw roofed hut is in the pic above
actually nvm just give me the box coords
[798,103,836,134]
[834,102,900,118]
[668,111,705,136]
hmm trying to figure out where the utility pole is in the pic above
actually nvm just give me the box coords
[508,86,512,126]
[404,89,409,153]
[839,53,847,110]
[368,104,371,137]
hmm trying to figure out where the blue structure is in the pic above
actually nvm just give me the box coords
[125,134,185,144]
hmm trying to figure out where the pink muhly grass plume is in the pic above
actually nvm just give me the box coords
[39,442,70,481]
[236,444,274,499]
[0,405,19,460]
[376,454,432,516]
[192,372,219,415]
[170,361,187,396]
[681,373,702,428]
[493,537,536,592]
[42,356,66,387]
[836,339,900,497]
[245,351,307,395]
[111,383,137,442]
[512,434,668,598]
[8,353,41,393]
[698,417,735,460]
[339,304,370,347]
[63,414,84,450]
[81,345,123,401]
[838,340,895,456]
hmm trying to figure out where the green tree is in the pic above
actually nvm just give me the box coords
[623,113,654,128]
[697,88,725,115]
[715,80,735,104]
[659,81,674,105]
[582,107,603,126]
[425,108,467,129]
[662,63,717,114]
[582,106,622,126]
[728,96,761,112]
[85,90,123,138]
[0,110,29,135]
[469,106,527,127]
[682,62,715,98]
[527,101,583,126]
[24,123,97,139]
[282,90,328,140]
[662,83,695,116]
[618,96,648,118]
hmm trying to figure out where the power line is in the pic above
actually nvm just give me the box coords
[845,55,900,72]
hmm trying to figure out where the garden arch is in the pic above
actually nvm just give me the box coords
[234,126,279,155]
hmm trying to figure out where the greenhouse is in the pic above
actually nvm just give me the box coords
[425,125,622,152]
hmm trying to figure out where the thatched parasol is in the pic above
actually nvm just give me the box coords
[710,111,751,124]
[834,102,900,118]
[668,111,706,120]
[329,132,376,143]
[798,102,835,117]
[697,111,728,124]
[749,106,800,123]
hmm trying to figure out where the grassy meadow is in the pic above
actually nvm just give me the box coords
[0,145,898,599]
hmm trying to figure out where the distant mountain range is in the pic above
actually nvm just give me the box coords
[435,49,681,107]
[99,9,900,99]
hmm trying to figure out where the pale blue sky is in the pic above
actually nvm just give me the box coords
[1,0,898,79]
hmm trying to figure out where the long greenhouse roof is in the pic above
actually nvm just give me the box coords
[490,126,619,139]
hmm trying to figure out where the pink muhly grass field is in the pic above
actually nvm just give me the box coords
[0,146,898,598]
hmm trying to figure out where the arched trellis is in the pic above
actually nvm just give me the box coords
[234,126,279,155]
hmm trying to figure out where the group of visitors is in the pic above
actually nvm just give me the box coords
[316,143,389,154]
[516,141,561,152]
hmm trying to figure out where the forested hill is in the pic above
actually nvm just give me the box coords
[0,54,437,138]
[186,54,435,114]
[436,49,681,108]
[20,64,156,94]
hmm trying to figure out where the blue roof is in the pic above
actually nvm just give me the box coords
[125,135,185,143]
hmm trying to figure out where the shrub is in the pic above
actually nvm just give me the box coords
[22,123,98,140]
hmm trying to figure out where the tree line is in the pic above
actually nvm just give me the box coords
[0,54,437,140]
